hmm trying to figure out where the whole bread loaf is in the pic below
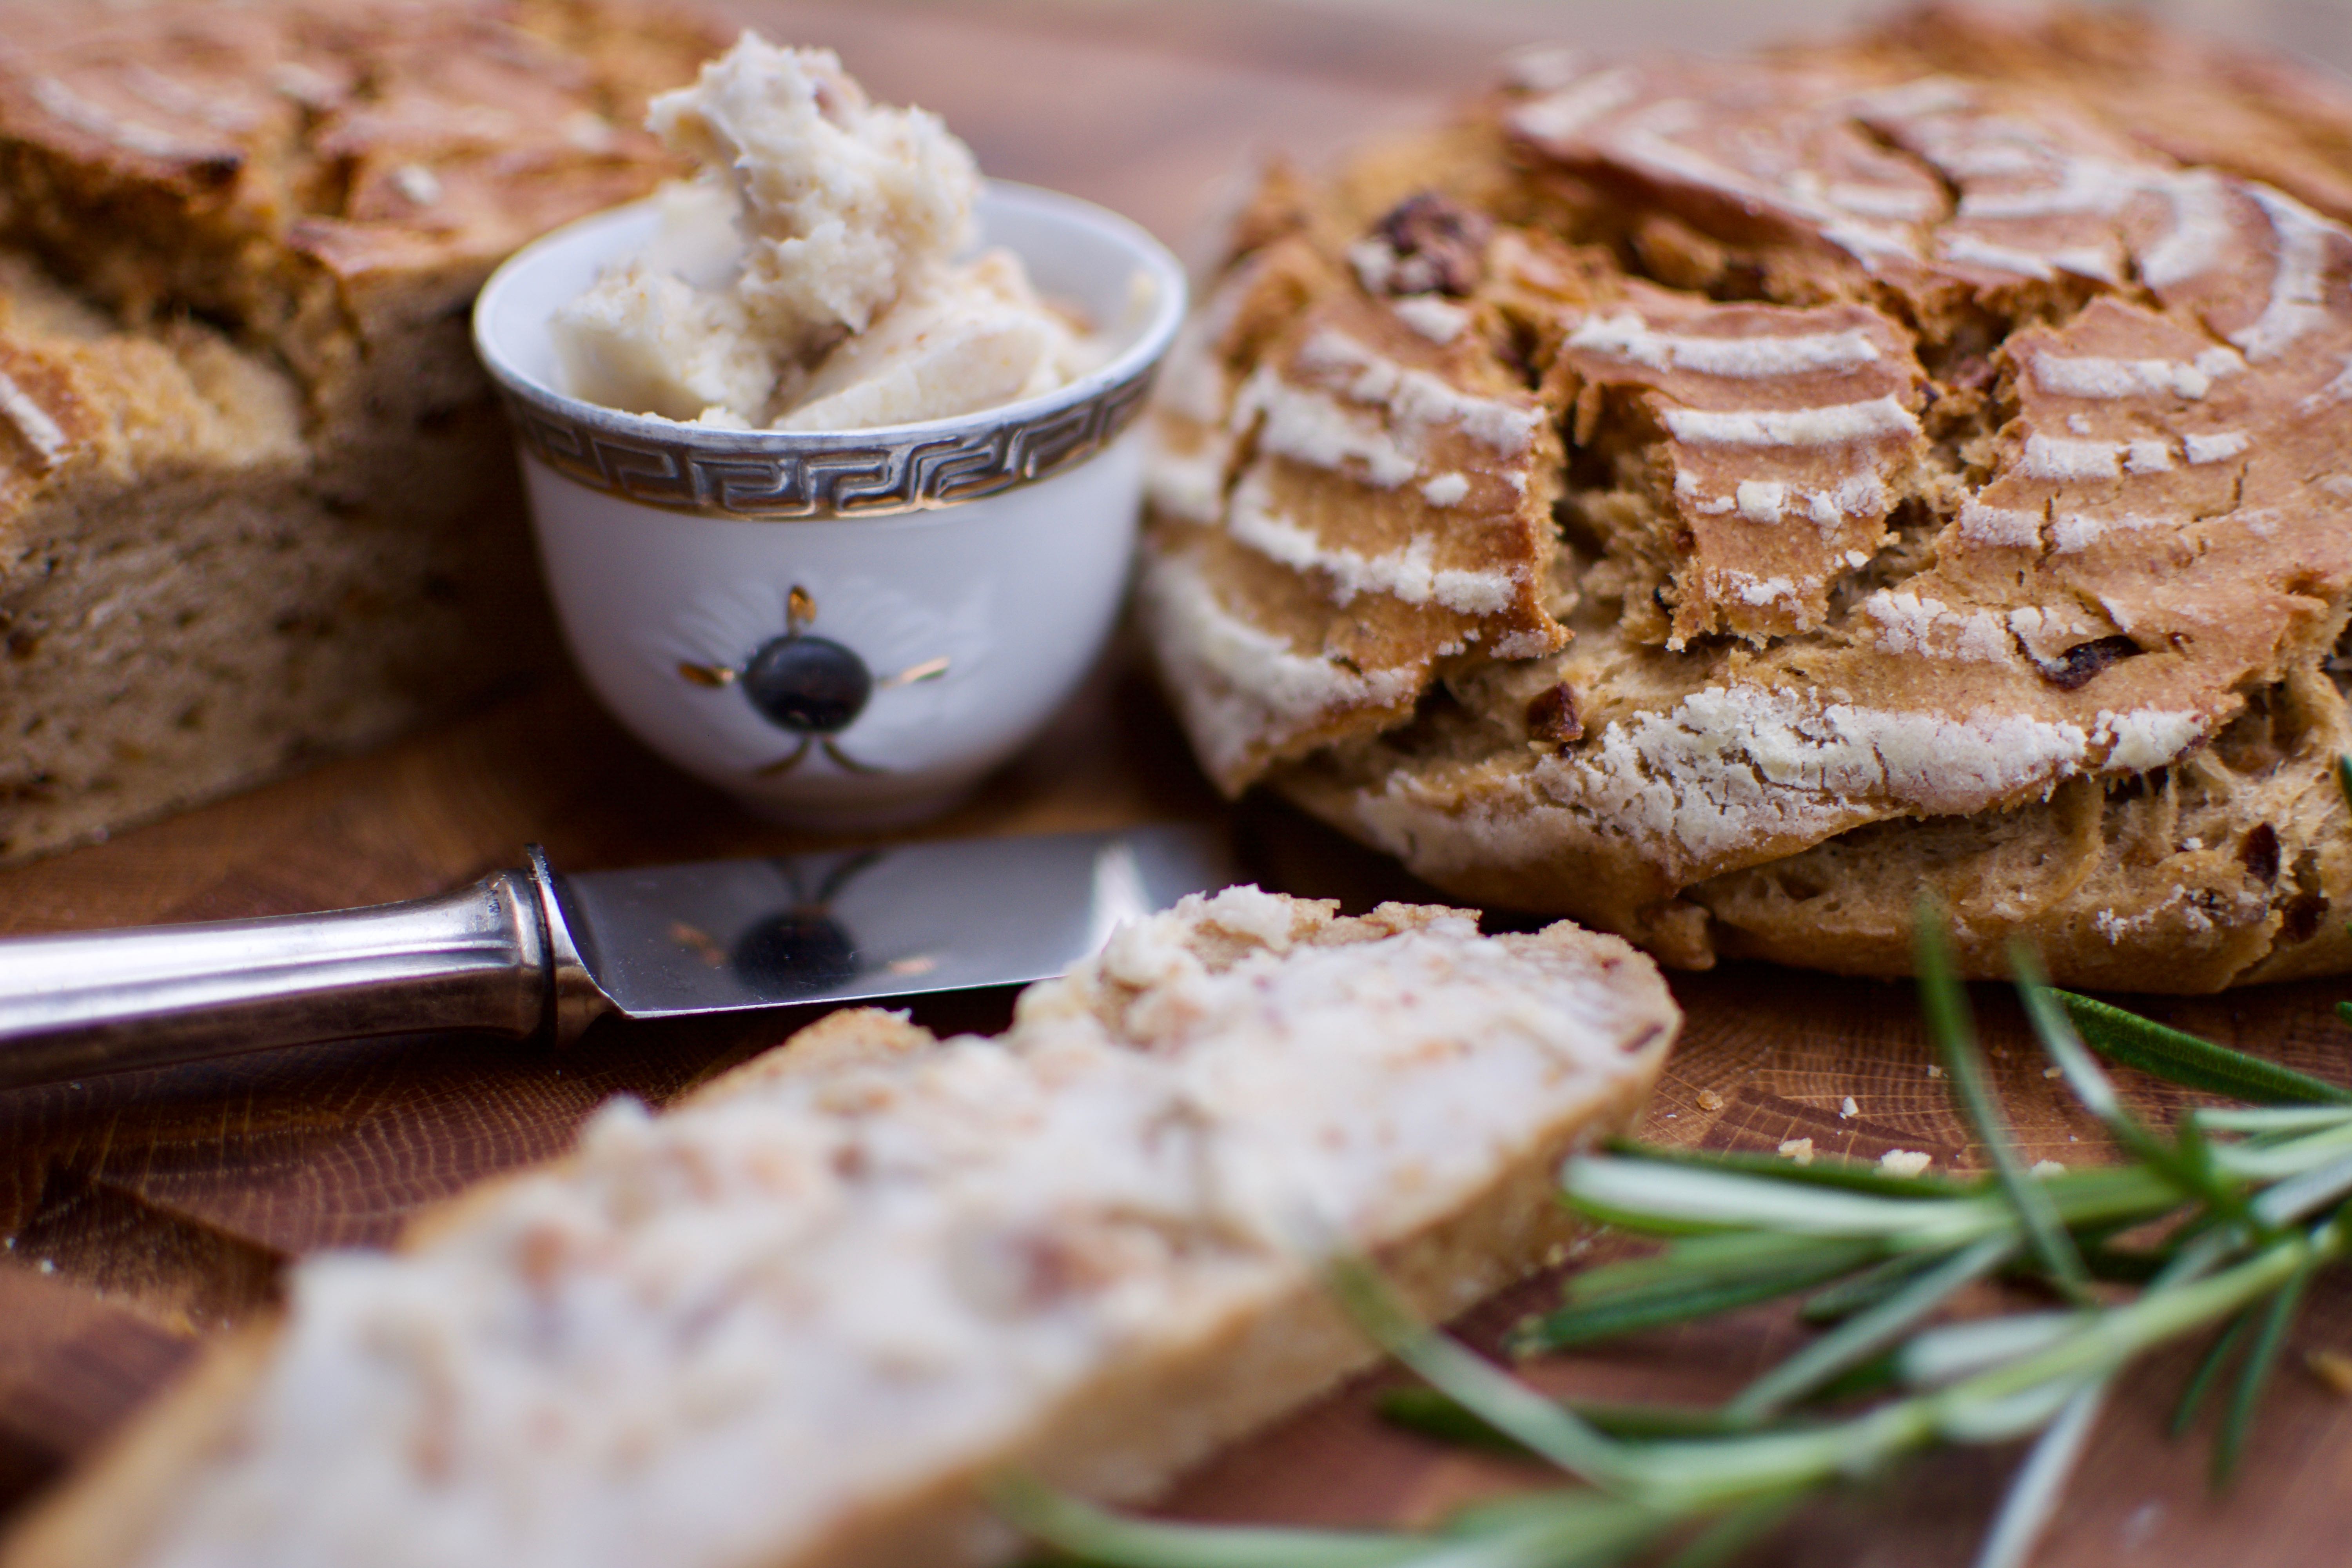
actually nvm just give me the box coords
[1142,4,2352,991]
[1,889,1675,1568]
[0,0,719,862]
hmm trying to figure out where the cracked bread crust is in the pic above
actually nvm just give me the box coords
[0,0,711,428]
[1140,4,2352,991]
[0,0,718,862]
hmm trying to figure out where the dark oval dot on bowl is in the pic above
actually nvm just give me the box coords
[742,635,874,734]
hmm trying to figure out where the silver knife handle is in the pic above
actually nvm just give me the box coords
[0,847,612,1090]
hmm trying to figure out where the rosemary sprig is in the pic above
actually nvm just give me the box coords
[1013,905,2352,1568]
[1916,910,2091,1301]
[2172,1310,2254,1437]
[2212,1256,2315,1486]
[2056,991,2352,1105]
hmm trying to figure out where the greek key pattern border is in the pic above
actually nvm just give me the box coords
[500,366,1158,519]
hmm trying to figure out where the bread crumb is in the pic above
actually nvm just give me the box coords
[2031,1159,2067,1178]
[1927,1065,1944,1078]
[1697,1087,1725,1111]
[1880,1149,1932,1177]
[1777,1137,1815,1165]
[1839,1095,1858,1118]
[390,163,442,206]
[2043,1066,2063,1079]
[2307,1348,2352,1397]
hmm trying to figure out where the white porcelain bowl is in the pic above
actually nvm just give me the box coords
[472,182,1187,827]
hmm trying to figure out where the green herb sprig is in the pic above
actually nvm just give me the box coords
[1004,905,2352,1568]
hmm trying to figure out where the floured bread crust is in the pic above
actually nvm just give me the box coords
[1141,5,2352,990]
[2,889,1675,1568]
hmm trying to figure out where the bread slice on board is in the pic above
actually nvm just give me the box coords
[2,888,1676,1568]
[0,0,720,863]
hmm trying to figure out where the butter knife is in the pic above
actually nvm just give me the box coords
[0,825,1234,1090]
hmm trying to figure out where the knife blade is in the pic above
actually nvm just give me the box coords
[0,825,1236,1091]
[554,827,1227,1017]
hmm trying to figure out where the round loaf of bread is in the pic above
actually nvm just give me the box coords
[1140,5,2352,991]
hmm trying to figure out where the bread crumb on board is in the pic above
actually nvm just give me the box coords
[1880,1150,1933,1177]
[2307,1348,2352,1397]
[1777,1137,1816,1165]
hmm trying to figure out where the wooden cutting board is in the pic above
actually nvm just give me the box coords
[5,4,2352,1563]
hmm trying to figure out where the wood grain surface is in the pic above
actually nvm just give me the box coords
[7,3,2352,1564]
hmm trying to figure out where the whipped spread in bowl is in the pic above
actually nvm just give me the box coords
[551,34,1106,431]
[470,33,1183,828]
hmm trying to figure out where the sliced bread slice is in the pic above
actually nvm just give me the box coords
[3,888,1676,1568]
